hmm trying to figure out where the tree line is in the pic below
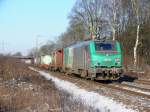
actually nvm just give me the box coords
[32,0,150,70]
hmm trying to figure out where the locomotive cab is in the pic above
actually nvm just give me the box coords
[89,40,123,80]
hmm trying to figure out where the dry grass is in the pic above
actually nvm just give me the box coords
[0,57,61,111]
[0,57,91,112]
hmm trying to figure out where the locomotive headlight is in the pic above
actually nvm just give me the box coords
[93,60,100,66]
[94,60,98,64]
[93,61,100,67]
[115,58,120,62]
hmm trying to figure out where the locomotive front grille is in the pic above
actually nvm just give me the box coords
[96,68,123,74]
[102,60,113,67]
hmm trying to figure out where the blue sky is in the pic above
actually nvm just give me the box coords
[0,0,75,55]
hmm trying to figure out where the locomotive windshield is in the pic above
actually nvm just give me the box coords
[95,41,116,52]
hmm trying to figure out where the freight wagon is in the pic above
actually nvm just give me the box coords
[50,49,64,71]
[63,40,123,80]
[34,55,52,69]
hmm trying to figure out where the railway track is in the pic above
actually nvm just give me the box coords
[108,83,150,98]
[51,71,150,99]
[84,79,150,99]
[93,80,150,99]
[134,79,150,85]
[31,66,150,98]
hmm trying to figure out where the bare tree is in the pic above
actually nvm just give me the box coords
[39,41,55,55]
[70,0,104,39]
[13,52,22,56]
[131,0,150,67]
[28,48,37,57]
[102,0,123,40]
[131,0,140,68]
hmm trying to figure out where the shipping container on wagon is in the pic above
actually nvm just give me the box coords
[50,52,55,69]
[34,55,52,69]
[50,49,64,71]
[63,41,89,72]
[41,55,52,69]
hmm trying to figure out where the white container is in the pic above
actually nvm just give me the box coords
[41,55,52,65]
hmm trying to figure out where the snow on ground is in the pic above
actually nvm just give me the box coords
[29,67,137,112]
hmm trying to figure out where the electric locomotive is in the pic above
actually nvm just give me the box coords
[63,39,123,80]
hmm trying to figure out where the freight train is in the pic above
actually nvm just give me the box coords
[35,39,123,80]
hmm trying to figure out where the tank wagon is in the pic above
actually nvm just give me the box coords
[63,40,123,80]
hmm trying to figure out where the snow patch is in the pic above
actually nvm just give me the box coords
[30,67,137,112]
